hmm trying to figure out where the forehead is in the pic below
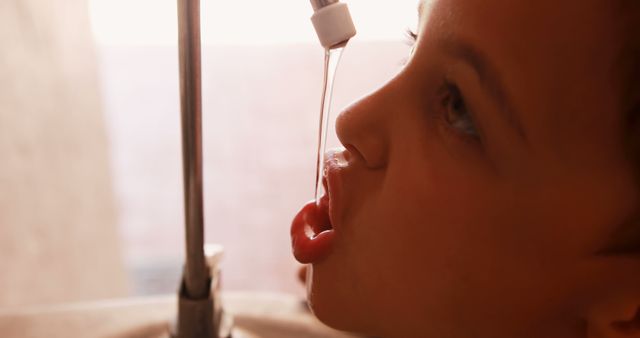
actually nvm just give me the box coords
[420,0,629,159]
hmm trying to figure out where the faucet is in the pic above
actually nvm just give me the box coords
[171,1,355,337]
[171,0,231,337]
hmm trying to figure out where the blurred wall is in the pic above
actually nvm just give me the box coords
[0,0,127,307]
[99,41,409,296]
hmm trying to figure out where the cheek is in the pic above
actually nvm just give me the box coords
[382,160,495,280]
[383,160,590,333]
[329,153,503,324]
[366,152,563,328]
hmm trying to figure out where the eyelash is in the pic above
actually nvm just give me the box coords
[400,29,418,66]
[405,28,418,46]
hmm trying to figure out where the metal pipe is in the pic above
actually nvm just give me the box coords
[178,0,208,299]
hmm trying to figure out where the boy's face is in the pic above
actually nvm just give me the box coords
[292,0,640,337]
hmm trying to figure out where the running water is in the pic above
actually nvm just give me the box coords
[314,46,345,205]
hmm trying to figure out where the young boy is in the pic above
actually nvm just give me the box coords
[290,0,640,337]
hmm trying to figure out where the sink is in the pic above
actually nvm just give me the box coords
[0,292,358,338]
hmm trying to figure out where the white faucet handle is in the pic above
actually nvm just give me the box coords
[310,2,356,49]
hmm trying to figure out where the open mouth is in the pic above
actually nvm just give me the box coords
[290,150,347,264]
[312,187,333,235]
[290,184,335,264]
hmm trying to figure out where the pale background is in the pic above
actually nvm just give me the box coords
[0,0,417,308]
[0,0,127,307]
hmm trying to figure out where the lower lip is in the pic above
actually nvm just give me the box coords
[290,196,335,264]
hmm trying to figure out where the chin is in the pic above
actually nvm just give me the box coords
[306,262,375,336]
[308,292,352,331]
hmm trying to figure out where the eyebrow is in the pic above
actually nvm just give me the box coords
[439,38,528,142]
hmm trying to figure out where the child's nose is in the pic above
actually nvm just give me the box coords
[335,93,389,169]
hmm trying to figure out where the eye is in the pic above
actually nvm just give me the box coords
[441,82,479,138]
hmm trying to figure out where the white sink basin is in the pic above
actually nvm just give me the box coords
[0,292,358,338]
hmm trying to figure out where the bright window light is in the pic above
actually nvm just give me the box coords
[89,0,419,45]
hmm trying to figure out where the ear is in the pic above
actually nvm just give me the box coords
[587,297,640,338]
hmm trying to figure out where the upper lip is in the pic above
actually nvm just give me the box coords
[322,149,349,230]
